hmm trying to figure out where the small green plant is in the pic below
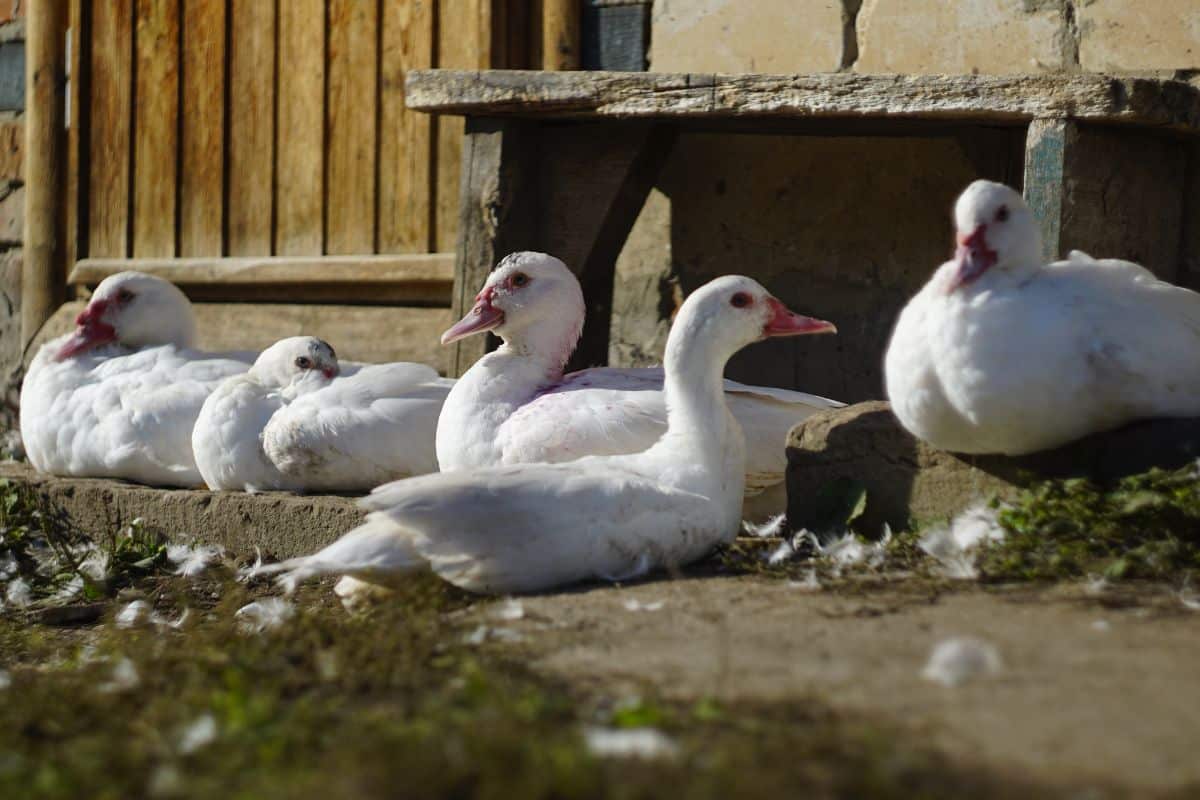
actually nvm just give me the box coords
[977,465,1200,582]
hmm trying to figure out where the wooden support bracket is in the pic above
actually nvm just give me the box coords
[1022,118,1077,264]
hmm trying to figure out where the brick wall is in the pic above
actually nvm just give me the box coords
[0,1,22,435]
[650,0,1200,76]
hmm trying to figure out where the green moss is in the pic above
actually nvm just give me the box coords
[977,466,1200,582]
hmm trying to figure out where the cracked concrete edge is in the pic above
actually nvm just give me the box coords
[0,463,364,560]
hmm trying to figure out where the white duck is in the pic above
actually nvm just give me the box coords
[436,252,842,514]
[885,179,1200,455]
[193,336,453,493]
[260,275,836,594]
[20,271,250,486]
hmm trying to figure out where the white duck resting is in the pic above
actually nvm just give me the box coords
[885,179,1200,455]
[20,271,250,487]
[192,336,453,493]
[435,252,843,515]
[260,275,837,595]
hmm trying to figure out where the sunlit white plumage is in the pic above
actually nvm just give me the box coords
[885,179,1200,455]
[193,336,453,492]
[20,272,249,487]
[435,252,843,506]
[261,275,836,594]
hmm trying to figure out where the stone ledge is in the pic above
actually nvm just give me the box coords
[786,401,1200,535]
[0,463,363,560]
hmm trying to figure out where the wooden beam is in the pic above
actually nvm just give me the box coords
[405,70,1200,131]
[450,117,538,376]
[67,254,455,304]
[1022,118,1076,263]
[541,0,579,70]
[22,0,70,348]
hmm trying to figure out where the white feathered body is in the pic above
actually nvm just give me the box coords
[436,355,841,495]
[886,252,1200,455]
[194,362,453,492]
[20,336,249,486]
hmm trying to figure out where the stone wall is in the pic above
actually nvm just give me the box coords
[607,1,1200,401]
[0,1,21,436]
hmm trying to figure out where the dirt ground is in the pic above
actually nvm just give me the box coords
[474,576,1200,796]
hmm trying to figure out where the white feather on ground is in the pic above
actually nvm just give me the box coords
[235,598,295,634]
[921,637,1003,687]
[918,504,1005,580]
[584,728,679,760]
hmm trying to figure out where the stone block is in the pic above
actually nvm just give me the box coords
[854,0,1066,74]
[0,117,21,182]
[0,463,362,560]
[0,183,21,244]
[1079,0,1200,72]
[650,0,845,73]
[786,402,1200,536]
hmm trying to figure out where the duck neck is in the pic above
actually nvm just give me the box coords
[660,318,733,450]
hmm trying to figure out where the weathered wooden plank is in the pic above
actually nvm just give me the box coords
[70,253,455,286]
[326,0,377,255]
[65,0,85,273]
[227,0,275,255]
[179,0,225,257]
[450,118,538,376]
[35,301,456,375]
[1022,118,1075,263]
[22,0,69,346]
[87,0,133,258]
[132,0,180,258]
[542,0,579,70]
[405,70,1200,131]
[538,122,674,370]
[378,0,433,253]
[276,0,324,256]
[434,0,490,253]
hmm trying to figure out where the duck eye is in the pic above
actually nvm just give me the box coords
[511,272,530,288]
[116,289,135,303]
[995,205,1010,223]
[295,356,312,369]
[730,292,752,308]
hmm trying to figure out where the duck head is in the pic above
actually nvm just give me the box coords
[56,271,199,360]
[250,336,340,391]
[947,180,1043,292]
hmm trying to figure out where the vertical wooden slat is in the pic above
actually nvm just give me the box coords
[179,0,225,256]
[227,0,276,255]
[435,0,490,253]
[541,0,579,70]
[65,0,85,273]
[326,0,378,254]
[132,0,180,257]
[378,0,432,253]
[1023,118,1076,264]
[22,0,69,345]
[275,0,324,255]
[88,0,133,258]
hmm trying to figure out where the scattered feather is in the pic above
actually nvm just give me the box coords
[100,657,141,693]
[462,625,523,645]
[786,570,822,592]
[167,543,224,577]
[116,600,154,629]
[176,713,218,755]
[1179,583,1200,612]
[919,504,1005,580]
[237,547,266,582]
[742,513,787,538]
[0,552,18,580]
[766,537,798,566]
[235,598,294,634]
[493,598,525,621]
[584,727,679,760]
[4,577,32,608]
[921,637,1003,687]
[1084,574,1109,596]
[622,599,664,612]
[1091,619,1111,632]
[50,574,86,604]
[0,669,10,690]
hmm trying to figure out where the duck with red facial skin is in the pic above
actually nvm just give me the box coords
[20,271,251,487]
[435,251,842,521]
[192,336,453,493]
[885,179,1200,456]
[259,276,836,595]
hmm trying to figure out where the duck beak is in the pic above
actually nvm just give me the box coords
[441,288,504,345]
[948,224,998,292]
[55,301,117,360]
[763,297,837,338]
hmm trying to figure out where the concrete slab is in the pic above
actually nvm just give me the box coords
[0,462,362,559]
